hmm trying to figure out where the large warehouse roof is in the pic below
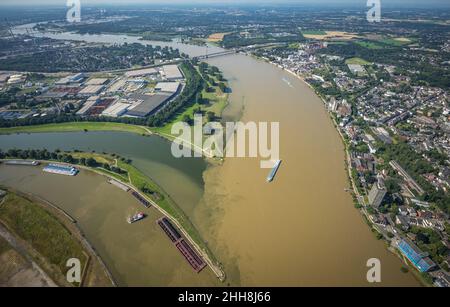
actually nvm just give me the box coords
[163,65,183,80]
[102,102,130,117]
[78,85,104,95]
[85,78,109,86]
[126,93,172,118]
[76,100,97,116]
[155,82,180,93]
[125,68,158,77]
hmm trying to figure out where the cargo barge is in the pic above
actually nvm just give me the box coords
[158,217,182,243]
[43,164,79,176]
[131,191,151,208]
[157,217,206,273]
[267,159,282,182]
[108,179,130,192]
[175,239,207,273]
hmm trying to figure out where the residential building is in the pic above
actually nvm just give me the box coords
[368,176,387,207]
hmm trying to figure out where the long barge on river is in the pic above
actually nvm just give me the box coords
[108,179,130,192]
[3,160,40,166]
[131,191,151,208]
[267,160,282,182]
[157,217,207,273]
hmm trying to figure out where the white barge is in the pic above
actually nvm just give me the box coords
[108,179,130,192]
[43,164,79,176]
[4,160,40,166]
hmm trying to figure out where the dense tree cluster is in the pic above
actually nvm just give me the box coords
[0,148,128,177]
[410,226,448,265]
[147,61,203,127]
[198,62,229,93]
[378,141,450,214]
[318,42,450,89]
[0,43,180,73]
[0,87,22,108]
[222,32,303,49]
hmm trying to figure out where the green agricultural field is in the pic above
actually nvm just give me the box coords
[380,37,413,46]
[301,30,327,35]
[345,57,372,65]
[355,41,384,49]
[327,41,348,45]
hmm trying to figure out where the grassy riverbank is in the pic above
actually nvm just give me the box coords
[0,122,151,135]
[0,149,225,280]
[0,190,114,286]
[115,160,209,251]
[86,153,223,276]
[153,86,228,137]
[0,236,9,255]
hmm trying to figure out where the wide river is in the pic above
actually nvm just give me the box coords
[1,25,420,286]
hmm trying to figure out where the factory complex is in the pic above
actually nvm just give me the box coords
[13,64,186,121]
[71,65,184,119]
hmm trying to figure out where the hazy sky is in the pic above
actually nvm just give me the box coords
[1,0,449,7]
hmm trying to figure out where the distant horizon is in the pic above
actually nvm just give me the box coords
[1,0,450,9]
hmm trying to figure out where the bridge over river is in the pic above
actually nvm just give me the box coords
[193,43,285,60]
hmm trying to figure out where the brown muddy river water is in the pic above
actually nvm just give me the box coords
[0,164,218,286]
[196,54,419,286]
[1,27,421,286]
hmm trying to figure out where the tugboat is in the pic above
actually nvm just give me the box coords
[128,212,146,224]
